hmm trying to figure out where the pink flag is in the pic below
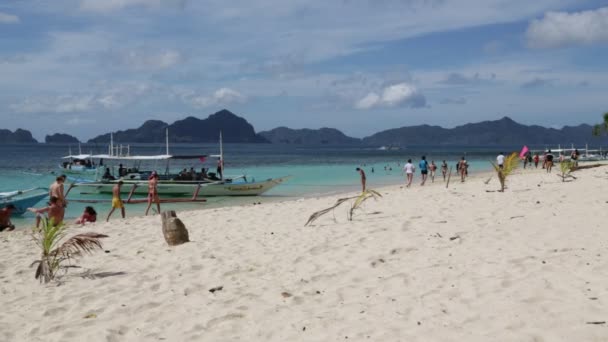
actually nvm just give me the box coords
[199,156,207,163]
[519,145,529,159]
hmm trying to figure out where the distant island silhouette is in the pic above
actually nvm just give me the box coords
[2,109,607,146]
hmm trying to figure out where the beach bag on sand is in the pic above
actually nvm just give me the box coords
[161,210,190,246]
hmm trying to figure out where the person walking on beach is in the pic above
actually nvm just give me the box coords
[49,175,67,208]
[545,150,554,173]
[0,204,16,232]
[355,167,366,192]
[145,172,161,215]
[429,161,437,182]
[441,160,448,181]
[496,152,505,170]
[419,156,429,186]
[533,153,540,168]
[217,158,224,180]
[106,180,126,221]
[28,196,64,228]
[458,157,467,182]
[403,159,415,187]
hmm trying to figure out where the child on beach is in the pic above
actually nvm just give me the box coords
[75,206,97,224]
[403,159,415,187]
[355,167,366,192]
[106,181,126,221]
[0,204,16,232]
[28,196,65,228]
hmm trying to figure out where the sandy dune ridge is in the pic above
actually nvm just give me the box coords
[1,166,607,341]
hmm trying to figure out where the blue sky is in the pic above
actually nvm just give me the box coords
[1,0,608,140]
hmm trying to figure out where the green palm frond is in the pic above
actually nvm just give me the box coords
[349,190,382,220]
[490,152,519,192]
[593,124,602,137]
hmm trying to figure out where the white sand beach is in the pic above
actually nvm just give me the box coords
[1,165,607,341]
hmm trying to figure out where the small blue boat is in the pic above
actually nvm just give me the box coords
[0,188,48,216]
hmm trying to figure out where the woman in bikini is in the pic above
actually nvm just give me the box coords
[145,172,161,215]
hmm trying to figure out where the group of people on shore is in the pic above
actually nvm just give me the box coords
[0,169,164,231]
[356,156,471,191]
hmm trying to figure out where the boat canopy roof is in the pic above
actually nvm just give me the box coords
[62,154,92,159]
[88,154,207,161]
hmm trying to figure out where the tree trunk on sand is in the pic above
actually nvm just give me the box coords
[161,210,189,246]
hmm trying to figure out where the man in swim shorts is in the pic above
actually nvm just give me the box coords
[106,180,126,221]
[419,156,429,186]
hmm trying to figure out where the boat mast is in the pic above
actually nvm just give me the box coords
[166,127,169,156]
[110,133,114,157]
[220,131,224,180]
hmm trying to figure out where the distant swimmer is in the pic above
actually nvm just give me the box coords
[356,167,366,192]
[403,159,415,187]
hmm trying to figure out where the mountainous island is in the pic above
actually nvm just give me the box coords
[2,110,608,146]
[259,127,361,145]
[45,133,80,144]
[88,109,268,143]
[0,128,37,143]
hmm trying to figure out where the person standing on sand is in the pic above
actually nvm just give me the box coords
[0,204,16,232]
[429,161,437,182]
[419,156,429,186]
[145,172,161,215]
[106,180,126,221]
[441,160,448,181]
[496,152,505,170]
[403,159,415,187]
[545,150,554,173]
[217,158,224,180]
[459,157,467,182]
[355,168,366,192]
[49,175,67,208]
[533,153,540,168]
[28,196,64,228]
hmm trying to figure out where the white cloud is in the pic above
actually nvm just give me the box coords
[187,88,247,108]
[526,7,608,48]
[0,12,19,24]
[355,83,425,110]
[102,48,183,70]
[80,0,186,13]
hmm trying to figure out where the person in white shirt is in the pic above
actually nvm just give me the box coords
[403,159,415,187]
[496,152,505,169]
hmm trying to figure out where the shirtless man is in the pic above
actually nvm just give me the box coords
[145,172,161,215]
[106,181,126,221]
[0,204,16,232]
[28,196,65,228]
[49,175,67,207]
[355,167,366,192]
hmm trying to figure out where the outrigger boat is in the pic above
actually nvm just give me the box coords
[69,130,290,197]
[59,145,99,176]
[0,188,48,216]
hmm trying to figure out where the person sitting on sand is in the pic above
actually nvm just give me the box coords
[355,167,366,192]
[403,159,415,187]
[0,204,16,232]
[28,196,65,228]
[76,206,97,224]
[459,157,467,182]
[145,172,161,216]
[106,181,126,221]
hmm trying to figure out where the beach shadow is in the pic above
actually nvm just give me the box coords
[77,270,128,279]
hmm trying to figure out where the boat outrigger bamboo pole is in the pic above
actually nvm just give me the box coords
[220,130,224,180]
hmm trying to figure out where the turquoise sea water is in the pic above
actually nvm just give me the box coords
[0,143,504,227]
